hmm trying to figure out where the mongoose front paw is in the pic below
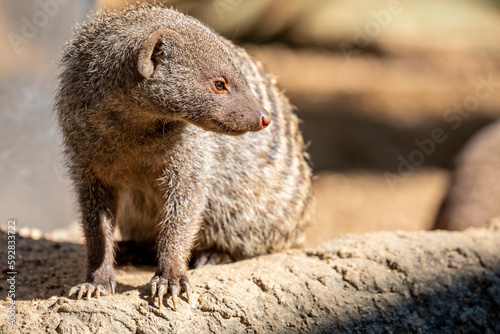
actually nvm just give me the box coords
[150,275,191,310]
[68,279,116,300]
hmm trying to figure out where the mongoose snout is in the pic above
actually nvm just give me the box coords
[206,75,272,134]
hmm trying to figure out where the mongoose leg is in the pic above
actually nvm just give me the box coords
[68,176,117,300]
[150,179,204,310]
[150,222,196,310]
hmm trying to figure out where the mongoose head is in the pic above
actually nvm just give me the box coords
[134,17,271,135]
[59,5,271,136]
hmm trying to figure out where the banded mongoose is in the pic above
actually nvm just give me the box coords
[58,4,314,310]
[434,120,500,231]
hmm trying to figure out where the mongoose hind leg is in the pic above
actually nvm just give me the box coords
[190,249,235,269]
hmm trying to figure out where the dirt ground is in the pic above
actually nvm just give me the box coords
[1,223,499,333]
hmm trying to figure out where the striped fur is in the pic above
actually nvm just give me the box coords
[196,39,314,258]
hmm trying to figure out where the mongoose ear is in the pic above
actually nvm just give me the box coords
[138,28,183,79]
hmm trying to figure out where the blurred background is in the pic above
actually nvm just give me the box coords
[1,0,500,245]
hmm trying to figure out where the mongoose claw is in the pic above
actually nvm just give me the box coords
[180,276,191,304]
[68,283,110,300]
[170,280,179,311]
[68,286,78,298]
[96,285,108,298]
[150,281,157,303]
[86,285,95,300]
[149,275,191,310]
[157,283,167,310]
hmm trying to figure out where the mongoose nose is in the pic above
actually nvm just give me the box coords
[259,115,272,129]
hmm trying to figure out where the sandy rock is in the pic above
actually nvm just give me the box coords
[1,226,499,333]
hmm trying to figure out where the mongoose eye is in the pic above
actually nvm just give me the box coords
[214,81,225,91]
[212,78,229,93]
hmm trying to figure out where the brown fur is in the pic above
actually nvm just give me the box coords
[435,120,500,231]
[58,3,313,308]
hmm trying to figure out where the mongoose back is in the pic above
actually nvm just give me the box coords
[57,3,313,309]
[434,120,500,231]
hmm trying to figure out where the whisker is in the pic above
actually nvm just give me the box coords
[162,119,167,135]
[156,90,173,97]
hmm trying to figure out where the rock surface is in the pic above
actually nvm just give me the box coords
[1,225,500,333]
